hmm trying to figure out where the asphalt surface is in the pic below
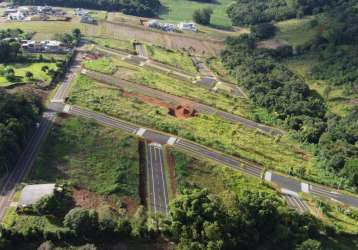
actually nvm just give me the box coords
[61,104,358,209]
[0,53,82,221]
[283,194,309,214]
[146,143,169,214]
[83,69,283,136]
[135,44,148,58]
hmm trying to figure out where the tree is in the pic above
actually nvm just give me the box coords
[295,239,322,250]
[63,208,98,237]
[193,8,213,25]
[41,65,49,72]
[251,23,277,39]
[25,71,33,80]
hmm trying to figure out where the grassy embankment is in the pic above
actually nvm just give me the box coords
[82,56,254,119]
[68,75,344,187]
[145,45,198,75]
[86,36,136,54]
[0,62,57,87]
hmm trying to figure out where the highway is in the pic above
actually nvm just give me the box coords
[61,105,358,209]
[82,69,283,136]
[146,143,169,214]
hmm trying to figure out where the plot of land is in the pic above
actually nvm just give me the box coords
[28,117,140,202]
[0,62,57,87]
[68,75,338,187]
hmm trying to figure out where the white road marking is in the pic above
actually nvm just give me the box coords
[167,137,177,145]
[281,188,299,197]
[158,148,168,214]
[51,99,65,103]
[136,128,146,136]
[301,183,309,193]
[63,104,71,113]
[149,145,157,214]
[264,171,272,182]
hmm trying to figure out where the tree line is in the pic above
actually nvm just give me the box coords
[1,188,330,250]
[11,0,162,17]
[227,0,341,26]
[221,14,358,189]
[0,90,42,178]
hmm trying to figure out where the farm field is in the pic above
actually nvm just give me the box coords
[82,56,253,118]
[0,62,57,87]
[68,74,344,187]
[28,117,140,203]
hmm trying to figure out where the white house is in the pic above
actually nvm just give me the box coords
[178,22,197,32]
[7,11,25,21]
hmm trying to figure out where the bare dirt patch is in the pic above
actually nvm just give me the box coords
[256,39,290,50]
[123,91,173,109]
[73,189,139,215]
[169,104,196,119]
[167,151,177,195]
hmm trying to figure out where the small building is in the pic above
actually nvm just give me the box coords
[7,11,25,21]
[18,184,56,207]
[80,14,95,24]
[178,22,197,32]
[74,8,88,16]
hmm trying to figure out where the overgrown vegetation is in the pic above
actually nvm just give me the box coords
[29,117,140,200]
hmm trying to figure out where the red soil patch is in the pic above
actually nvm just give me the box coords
[123,91,173,109]
[167,151,177,195]
[73,189,139,215]
[138,140,147,206]
[123,91,195,119]
[295,149,311,161]
[82,52,103,60]
[169,104,196,119]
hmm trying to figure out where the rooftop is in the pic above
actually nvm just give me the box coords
[18,184,56,207]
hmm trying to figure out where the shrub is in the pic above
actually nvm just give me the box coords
[193,8,213,25]
[63,208,98,237]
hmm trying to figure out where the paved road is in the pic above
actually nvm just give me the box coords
[0,113,56,219]
[61,105,358,209]
[83,69,283,136]
[146,143,169,214]
[135,43,148,58]
[283,193,309,214]
[0,52,82,221]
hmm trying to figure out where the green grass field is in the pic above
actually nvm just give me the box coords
[86,36,135,53]
[0,62,57,87]
[159,0,233,28]
[82,57,119,74]
[275,17,318,47]
[146,45,197,74]
[28,117,140,200]
[68,75,342,187]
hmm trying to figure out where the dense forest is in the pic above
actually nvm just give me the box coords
[227,0,340,26]
[0,90,42,178]
[11,0,162,17]
[221,0,358,190]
